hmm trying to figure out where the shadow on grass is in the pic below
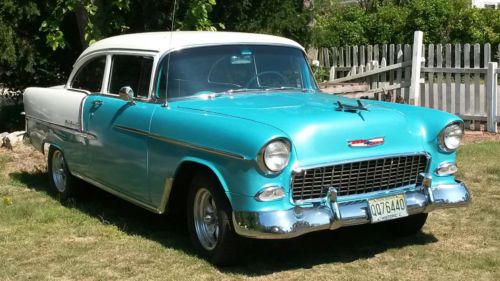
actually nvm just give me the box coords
[10,170,438,276]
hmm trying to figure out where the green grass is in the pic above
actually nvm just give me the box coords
[0,142,499,281]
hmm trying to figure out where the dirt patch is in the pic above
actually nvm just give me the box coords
[463,131,500,144]
[0,142,46,178]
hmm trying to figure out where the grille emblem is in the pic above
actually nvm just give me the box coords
[348,137,384,147]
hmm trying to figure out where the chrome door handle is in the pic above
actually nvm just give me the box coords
[92,100,103,106]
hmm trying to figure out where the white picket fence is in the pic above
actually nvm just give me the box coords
[311,31,500,132]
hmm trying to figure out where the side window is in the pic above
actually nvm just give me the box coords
[108,55,153,98]
[71,56,106,93]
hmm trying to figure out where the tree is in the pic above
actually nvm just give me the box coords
[310,1,370,46]
[0,0,220,132]
[0,1,72,93]
[212,0,312,45]
[452,7,500,45]
[404,0,469,44]
[179,0,224,31]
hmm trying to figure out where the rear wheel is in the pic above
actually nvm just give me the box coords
[187,173,240,265]
[385,213,428,236]
[48,148,78,201]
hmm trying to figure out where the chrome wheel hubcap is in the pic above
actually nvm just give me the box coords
[51,150,67,193]
[193,188,219,250]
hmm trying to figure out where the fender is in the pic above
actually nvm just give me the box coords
[175,156,233,203]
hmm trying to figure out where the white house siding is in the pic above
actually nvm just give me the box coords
[471,0,500,8]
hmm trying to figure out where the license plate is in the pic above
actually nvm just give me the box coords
[368,194,408,223]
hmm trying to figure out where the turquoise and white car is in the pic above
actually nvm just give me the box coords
[24,32,470,264]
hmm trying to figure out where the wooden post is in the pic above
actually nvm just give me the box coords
[498,44,500,64]
[454,44,461,114]
[331,47,338,67]
[436,44,444,110]
[409,31,424,105]
[445,44,452,112]
[486,62,498,133]
[464,44,471,114]
[339,47,345,78]
[428,44,435,108]
[353,45,359,68]
[329,66,336,81]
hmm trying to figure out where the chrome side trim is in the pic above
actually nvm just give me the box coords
[67,88,91,95]
[150,133,246,160]
[25,115,96,140]
[69,50,160,101]
[112,124,245,160]
[114,124,149,136]
[78,48,160,61]
[158,177,174,214]
[233,180,471,239]
[72,172,173,214]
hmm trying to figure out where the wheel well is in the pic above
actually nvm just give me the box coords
[167,161,229,216]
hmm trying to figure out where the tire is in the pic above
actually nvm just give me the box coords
[384,213,428,236]
[48,147,78,201]
[186,173,241,265]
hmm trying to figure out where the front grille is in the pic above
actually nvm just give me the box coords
[291,154,429,202]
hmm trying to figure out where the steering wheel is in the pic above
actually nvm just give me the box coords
[245,71,287,88]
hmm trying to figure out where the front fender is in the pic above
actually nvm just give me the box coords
[176,156,233,202]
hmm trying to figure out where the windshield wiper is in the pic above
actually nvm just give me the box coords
[210,87,310,98]
[214,88,262,95]
[189,88,260,100]
[264,86,311,92]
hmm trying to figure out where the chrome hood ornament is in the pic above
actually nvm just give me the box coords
[348,137,384,147]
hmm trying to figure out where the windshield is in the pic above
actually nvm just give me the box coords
[156,45,317,100]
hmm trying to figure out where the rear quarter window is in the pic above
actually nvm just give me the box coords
[71,56,106,93]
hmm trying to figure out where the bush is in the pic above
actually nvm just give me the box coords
[0,98,24,132]
[311,0,500,47]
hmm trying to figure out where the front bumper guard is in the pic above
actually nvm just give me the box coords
[233,181,470,239]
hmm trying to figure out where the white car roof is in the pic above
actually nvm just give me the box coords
[78,31,304,60]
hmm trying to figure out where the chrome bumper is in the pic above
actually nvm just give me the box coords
[232,181,470,239]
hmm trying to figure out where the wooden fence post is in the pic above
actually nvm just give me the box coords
[409,31,424,105]
[329,66,336,81]
[486,62,498,133]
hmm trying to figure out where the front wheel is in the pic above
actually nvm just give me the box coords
[187,174,240,265]
[48,148,78,201]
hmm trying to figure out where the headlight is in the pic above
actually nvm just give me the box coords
[258,139,290,174]
[439,123,463,152]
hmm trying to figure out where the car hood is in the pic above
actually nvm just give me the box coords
[175,92,428,167]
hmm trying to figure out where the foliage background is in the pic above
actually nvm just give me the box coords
[0,0,499,132]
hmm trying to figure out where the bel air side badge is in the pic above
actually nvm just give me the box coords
[348,137,384,147]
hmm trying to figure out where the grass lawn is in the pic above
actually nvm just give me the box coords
[0,140,499,281]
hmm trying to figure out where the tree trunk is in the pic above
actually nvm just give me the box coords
[75,3,89,50]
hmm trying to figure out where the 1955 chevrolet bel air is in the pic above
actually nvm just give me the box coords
[24,31,470,264]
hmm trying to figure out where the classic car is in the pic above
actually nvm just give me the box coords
[23,31,470,265]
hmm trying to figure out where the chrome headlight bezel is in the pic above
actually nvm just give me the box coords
[257,138,291,175]
[438,122,464,153]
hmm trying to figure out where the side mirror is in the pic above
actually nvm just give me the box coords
[118,86,135,105]
[312,59,320,67]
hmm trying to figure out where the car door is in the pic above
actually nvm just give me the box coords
[62,55,108,174]
[83,54,156,203]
